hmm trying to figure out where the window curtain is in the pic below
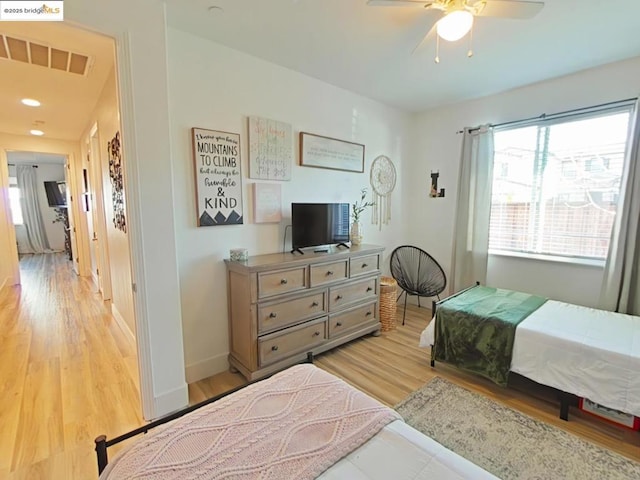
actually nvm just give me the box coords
[600,100,640,315]
[450,126,495,293]
[17,165,50,254]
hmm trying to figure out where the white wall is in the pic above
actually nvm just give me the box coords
[80,68,136,336]
[410,56,640,307]
[167,28,412,382]
[7,162,66,253]
[65,0,187,419]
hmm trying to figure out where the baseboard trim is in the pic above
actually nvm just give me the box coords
[185,353,229,384]
[153,383,189,419]
[0,277,7,292]
[111,303,136,344]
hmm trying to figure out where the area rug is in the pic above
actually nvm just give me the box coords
[395,377,640,480]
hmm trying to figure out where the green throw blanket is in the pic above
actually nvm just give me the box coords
[433,286,547,386]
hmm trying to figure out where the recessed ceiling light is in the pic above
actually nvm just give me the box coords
[30,129,44,136]
[21,98,41,107]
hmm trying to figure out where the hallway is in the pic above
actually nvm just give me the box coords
[0,253,143,479]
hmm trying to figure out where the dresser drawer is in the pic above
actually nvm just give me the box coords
[258,266,307,299]
[258,318,327,367]
[258,291,326,334]
[349,254,380,278]
[310,260,348,287]
[329,277,378,312]
[328,302,378,338]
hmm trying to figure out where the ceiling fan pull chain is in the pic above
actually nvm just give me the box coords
[435,34,440,63]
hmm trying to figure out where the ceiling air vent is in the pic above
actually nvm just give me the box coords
[0,33,91,76]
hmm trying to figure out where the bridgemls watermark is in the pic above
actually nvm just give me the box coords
[0,1,64,21]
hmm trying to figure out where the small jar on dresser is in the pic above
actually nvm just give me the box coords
[225,244,384,381]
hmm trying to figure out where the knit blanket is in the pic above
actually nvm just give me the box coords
[101,364,400,479]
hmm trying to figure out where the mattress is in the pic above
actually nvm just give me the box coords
[511,300,640,417]
[421,299,640,417]
[320,420,498,479]
[100,363,498,479]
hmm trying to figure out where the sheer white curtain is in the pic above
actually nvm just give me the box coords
[450,126,494,293]
[600,100,640,315]
[17,165,50,254]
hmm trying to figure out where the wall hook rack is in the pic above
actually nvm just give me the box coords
[430,171,445,198]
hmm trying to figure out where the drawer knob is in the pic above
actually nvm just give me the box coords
[326,271,334,276]
[366,311,372,317]
[362,263,368,268]
[311,301,319,307]
[271,345,279,351]
[336,295,343,300]
[366,287,373,292]
[336,322,343,327]
[269,312,277,318]
[280,278,288,285]
[313,331,321,337]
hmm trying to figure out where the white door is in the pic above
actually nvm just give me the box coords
[84,150,100,291]
[89,128,112,300]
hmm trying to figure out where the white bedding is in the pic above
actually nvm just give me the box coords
[420,299,640,417]
[100,362,498,480]
[320,420,498,479]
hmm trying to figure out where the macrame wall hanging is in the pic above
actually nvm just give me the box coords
[369,155,397,230]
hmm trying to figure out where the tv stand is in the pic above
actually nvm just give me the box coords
[290,247,305,255]
[225,245,384,381]
[336,242,350,249]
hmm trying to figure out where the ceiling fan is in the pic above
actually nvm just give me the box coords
[367,0,544,59]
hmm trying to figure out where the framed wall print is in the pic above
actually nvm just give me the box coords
[299,132,365,173]
[192,127,243,226]
[248,116,292,180]
[253,183,282,223]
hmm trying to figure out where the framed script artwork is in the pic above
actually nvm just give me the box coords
[191,127,243,227]
[253,183,282,223]
[299,132,365,173]
[248,116,293,181]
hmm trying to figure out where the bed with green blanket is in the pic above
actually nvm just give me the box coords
[421,284,640,421]
[430,285,547,386]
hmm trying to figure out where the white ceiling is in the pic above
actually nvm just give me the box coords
[0,22,114,141]
[165,0,640,112]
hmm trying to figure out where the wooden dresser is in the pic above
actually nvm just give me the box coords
[225,244,384,380]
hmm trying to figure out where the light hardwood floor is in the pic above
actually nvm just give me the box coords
[3,254,639,479]
[194,305,640,464]
[0,254,143,480]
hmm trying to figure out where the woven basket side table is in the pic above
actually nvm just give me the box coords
[379,276,397,332]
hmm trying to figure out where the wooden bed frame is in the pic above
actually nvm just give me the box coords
[429,283,579,421]
[94,352,315,476]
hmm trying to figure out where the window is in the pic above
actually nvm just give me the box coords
[489,103,633,261]
[8,177,24,225]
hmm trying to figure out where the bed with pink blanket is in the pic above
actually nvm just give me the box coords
[96,362,497,479]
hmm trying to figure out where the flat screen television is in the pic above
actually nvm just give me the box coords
[44,181,67,207]
[291,203,350,253]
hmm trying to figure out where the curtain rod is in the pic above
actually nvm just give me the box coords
[7,163,38,167]
[456,97,638,134]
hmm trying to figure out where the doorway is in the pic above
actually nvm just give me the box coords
[6,152,69,259]
[0,20,142,476]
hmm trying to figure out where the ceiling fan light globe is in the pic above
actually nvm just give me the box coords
[436,10,473,42]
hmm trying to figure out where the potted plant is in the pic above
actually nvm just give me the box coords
[351,188,375,246]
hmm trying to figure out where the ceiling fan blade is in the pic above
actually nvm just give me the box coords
[412,24,437,54]
[366,0,432,7]
[474,0,544,19]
